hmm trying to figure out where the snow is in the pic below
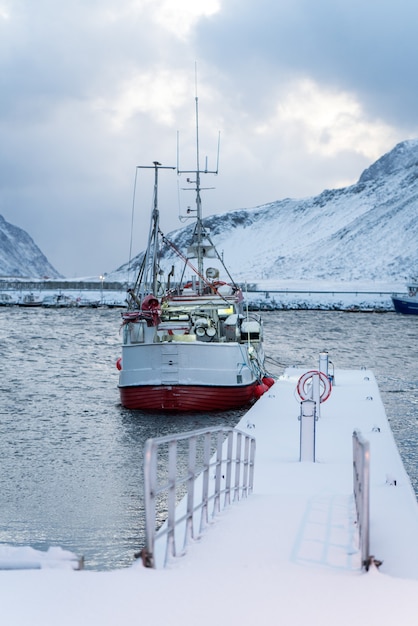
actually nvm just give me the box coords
[2,366,418,625]
[0,277,407,311]
[2,139,418,289]
[110,139,418,287]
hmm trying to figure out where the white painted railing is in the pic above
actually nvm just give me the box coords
[141,427,256,568]
[352,430,371,570]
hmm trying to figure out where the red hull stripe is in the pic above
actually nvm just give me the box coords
[119,384,258,411]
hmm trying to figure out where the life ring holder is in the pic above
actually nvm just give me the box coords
[296,370,332,403]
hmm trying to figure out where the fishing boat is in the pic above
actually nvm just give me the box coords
[18,293,42,307]
[0,293,15,306]
[391,281,418,314]
[117,103,272,411]
[42,294,76,308]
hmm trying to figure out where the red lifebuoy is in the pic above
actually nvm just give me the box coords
[116,357,122,371]
[296,370,332,403]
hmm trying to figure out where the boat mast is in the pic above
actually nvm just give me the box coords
[177,72,220,295]
[194,89,204,286]
[134,162,175,301]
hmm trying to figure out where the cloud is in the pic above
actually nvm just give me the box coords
[0,0,417,277]
[196,0,418,127]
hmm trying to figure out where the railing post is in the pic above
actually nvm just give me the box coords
[299,399,317,462]
[248,437,256,494]
[185,434,197,547]
[352,430,371,570]
[165,440,178,563]
[213,431,224,515]
[143,439,157,568]
[319,349,334,384]
[199,431,211,534]
[234,432,242,501]
[224,431,234,507]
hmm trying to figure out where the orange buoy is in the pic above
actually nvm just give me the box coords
[254,382,268,399]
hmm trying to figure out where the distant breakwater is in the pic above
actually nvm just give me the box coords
[0,279,125,291]
[246,289,395,312]
[0,280,396,311]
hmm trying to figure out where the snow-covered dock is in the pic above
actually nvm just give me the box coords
[1,366,418,625]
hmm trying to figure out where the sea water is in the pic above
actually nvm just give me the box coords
[0,307,417,570]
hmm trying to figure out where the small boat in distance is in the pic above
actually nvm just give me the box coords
[18,293,42,307]
[42,294,76,308]
[0,293,15,306]
[117,100,273,411]
[391,281,418,315]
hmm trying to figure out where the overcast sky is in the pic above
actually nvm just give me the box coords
[1,0,417,278]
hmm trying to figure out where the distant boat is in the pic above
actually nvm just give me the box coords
[0,293,16,306]
[19,293,42,307]
[76,297,99,308]
[117,99,273,411]
[42,294,76,308]
[391,282,418,315]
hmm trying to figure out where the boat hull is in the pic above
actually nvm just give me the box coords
[119,382,258,411]
[391,295,418,315]
[118,337,266,411]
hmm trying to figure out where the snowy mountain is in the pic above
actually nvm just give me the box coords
[112,139,418,286]
[0,215,62,278]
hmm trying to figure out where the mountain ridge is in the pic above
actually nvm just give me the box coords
[1,139,417,283]
[112,139,418,284]
[0,215,62,279]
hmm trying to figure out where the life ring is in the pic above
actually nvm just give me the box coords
[116,357,122,371]
[296,370,332,403]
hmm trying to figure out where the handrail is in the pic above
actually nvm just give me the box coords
[352,430,371,570]
[142,427,256,568]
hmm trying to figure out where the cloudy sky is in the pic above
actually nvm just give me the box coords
[1,0,417,278]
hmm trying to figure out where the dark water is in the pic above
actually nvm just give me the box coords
[0,308,417,570]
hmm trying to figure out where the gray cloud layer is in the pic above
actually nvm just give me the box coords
[0,0,417,276]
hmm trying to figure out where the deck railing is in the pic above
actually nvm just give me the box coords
[352,430,371,570]
[142,427,256,569]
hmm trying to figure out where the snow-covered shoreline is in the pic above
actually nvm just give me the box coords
[0,280,405,311]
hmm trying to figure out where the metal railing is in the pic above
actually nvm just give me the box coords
[352,430,371,570]
[142,427,256,568]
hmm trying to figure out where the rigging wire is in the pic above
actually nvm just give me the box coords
[128,167,140,286]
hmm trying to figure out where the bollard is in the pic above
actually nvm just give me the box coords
[319,351,329,376]
[299,399,316,462]
[319,350,335,385]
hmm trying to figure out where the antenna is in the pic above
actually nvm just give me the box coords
[177,64,221,178]
[176,66,221,291]
[195,62,200,174]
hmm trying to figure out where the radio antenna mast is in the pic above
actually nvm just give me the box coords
[176,64,221,291]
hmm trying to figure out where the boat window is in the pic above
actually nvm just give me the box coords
[218,306,234,317]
